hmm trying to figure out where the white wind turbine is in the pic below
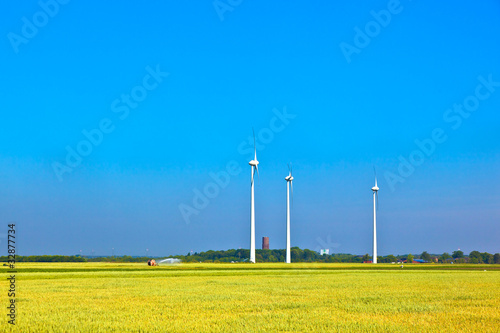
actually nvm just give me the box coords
[248,130,259,263]
[285,163,294,264]
[371,169,379,264]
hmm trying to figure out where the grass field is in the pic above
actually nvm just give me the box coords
[2,263,500,332]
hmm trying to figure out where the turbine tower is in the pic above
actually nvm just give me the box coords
[248,130,259,263]
[371,171,379,264]
[285,164,294,264]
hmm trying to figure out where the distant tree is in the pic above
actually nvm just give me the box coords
[362,254,371,262]
[494,253,500,264]
[468,251,483,264]
[440,252,452,263]
[291,247,304,262]
[260,250,270,261]
[452,250,464,259]
[302,249,317,262]
[481,252,494,264]
[421,251,431,262]
[328,256,338,263]
[386,255,397,263]
[407,254,414,263]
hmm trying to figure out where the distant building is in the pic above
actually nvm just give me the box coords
[320,249,329,255]
[262,237,269,250]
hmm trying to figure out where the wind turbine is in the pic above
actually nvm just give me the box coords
[371,169,379,264]
[248,130,259,263]
[285,163,294,264]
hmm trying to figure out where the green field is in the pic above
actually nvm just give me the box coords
[2,263,500,332]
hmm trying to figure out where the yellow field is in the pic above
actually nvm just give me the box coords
[2,263,500,332]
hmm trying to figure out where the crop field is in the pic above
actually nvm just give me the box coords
[2,263,500,332]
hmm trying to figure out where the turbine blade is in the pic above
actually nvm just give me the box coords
[376,191,379,211]
[256,165,259,181]
[373,166,377,187]
[252,127,257,161]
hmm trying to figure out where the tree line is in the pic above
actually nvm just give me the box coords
[0,255,150,263]
[169,248,500,264]
[362,250,500,264]
[1,249,499,263]
[0,255,85,262]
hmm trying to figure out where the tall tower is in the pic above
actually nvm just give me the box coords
[285,165,294,264]
[372,177,379,264]
[248,130,259,263]
[262,237,269,250]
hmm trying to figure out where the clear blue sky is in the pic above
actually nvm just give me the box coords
[1,1,499,256]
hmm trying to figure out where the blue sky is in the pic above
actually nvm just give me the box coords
[0,0,499,257]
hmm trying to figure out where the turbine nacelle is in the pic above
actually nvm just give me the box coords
[371,185,379,192]
[285,175,293,181]
[249,160,259,166]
